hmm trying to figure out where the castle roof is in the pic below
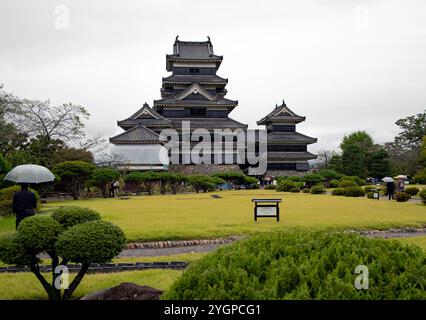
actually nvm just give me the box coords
[166,37,223,71]
[117,103,172,129]
[257,100,306,125]
[109,125,165,145]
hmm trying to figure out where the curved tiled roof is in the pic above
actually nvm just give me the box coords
[267,151,317,161]
[154,97,238,107]
[109,126,164,145]
[170,117,247,130]
[266,132,317,144]
[258,101,305,125]
[162,74,228,85]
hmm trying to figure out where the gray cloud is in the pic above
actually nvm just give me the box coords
[1,0,426,154]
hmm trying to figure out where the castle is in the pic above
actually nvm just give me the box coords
[110,37,317,177]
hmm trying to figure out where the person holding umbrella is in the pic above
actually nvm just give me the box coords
[382,177,395,200]
[396,175,407,193]
[3,164,55,229]
[12,183,37,229]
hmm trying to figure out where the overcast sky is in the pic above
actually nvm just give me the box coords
[1,0,425,153]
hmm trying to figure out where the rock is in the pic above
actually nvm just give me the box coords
[81,282,163,300]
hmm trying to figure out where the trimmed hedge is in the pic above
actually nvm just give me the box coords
[310,185,325,194]
[363,186,378,193]
[265,185,276,190]
[395,192,411,202]
[419,189,426,205]
[51,206,101,228]
[164,231,426,299]
[332,188,346,196]
[301,188,310,193]
[405,187,420,196]
[345,186,366,197]
[276,180,297,192]
[290,187,301,193]
[338,180,358,188]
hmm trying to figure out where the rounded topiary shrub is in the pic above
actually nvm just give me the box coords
[395,192,411,202]
[0,185,40,216]
[363,186,378,193]
[405,187,420,196]
[276,180,297,192]
[329,179,339,188]
[290,187,300,193]
[332,188,346,196]
[17,215,62,253]
[265,185,276,190]
[164,232,426,300]
[345,186,366,197]
[338,180,358,188]
[52,206,101,228]
[0,233,34,266]
[310,185,325,194]
[301,188,310,193]
[419,189,426,205]
[56,220,126,264]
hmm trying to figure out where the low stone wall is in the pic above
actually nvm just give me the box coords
[169,164,243,175]
[127,237,237,249]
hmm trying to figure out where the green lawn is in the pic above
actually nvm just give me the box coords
[0,269,181,300]
[1,190,424,242]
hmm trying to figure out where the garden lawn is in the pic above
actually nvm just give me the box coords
[0,269,181,300]
[1,190,425,241]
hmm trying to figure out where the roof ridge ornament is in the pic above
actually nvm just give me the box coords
[175,35,180,56]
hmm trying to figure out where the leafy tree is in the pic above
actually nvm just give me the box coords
[124,171,161,195]
[53,161,96,200]
[89,168,120,198]
[168,173,188,195]
[327,154,343,173]
[301,173,324,188]
[342,144,365,177]
[414,169,426,184]
[340,131,374,153]
[369,148,391,179]
[420,136,426,166]
[384,142,422,176]
[0,120,28,157]
[340,131,374,177]
[318,169,340,187]
[123,172,145,194]
[212,172,248,189]
[0,209,125,300]
[188,175,224,193]
[394,110,426,150]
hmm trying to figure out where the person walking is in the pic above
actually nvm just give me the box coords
[12,183,37,229]
[109,181,115,198]
[396,178,405,193]
[386,181,395,200]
